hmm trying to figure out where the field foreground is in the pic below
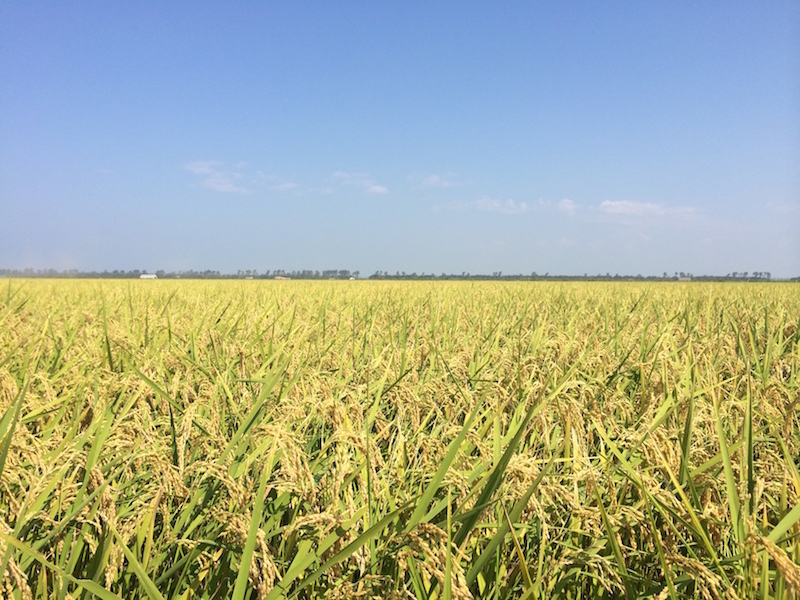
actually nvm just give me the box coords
[1,280,799,599]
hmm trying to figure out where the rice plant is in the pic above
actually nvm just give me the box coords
[1,279,798,598]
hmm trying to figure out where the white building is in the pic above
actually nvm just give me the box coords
[140,273,157,279]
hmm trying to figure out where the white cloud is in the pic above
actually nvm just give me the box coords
[423,175,450,188]
[599,200,695,217]
[600,200,665,216]
[558,198,576,215]
[204,176,248,194]
[333,171,389,194]
[767,200,800,214]
[333,171,366,185]
[185,160,249,194]
[410,172,461,189]
[185,160,219,176]
[448,197,529,214]
[254,171,304,193]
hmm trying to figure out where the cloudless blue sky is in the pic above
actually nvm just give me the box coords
[2,2,799,276]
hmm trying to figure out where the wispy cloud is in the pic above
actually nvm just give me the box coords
[444,196,529,214]
[599,200,695,217]
[599,200,665,216]
[423,175,452,188]
[254,171,306,193]
[409,172,461,189]
[558,198,576,215]
[186,160,249,194]
[333,171,389,194]
[767,200,799,215]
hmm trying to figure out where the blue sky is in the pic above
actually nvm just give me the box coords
[2,2,799,277]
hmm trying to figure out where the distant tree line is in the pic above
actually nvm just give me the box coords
[367,271,778,281]
[0,268,362,280]
[1,268,792,281]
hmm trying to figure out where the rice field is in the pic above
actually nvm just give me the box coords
[1,279,799,599]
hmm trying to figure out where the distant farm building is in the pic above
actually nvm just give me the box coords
[140,274,157,279]
[274,275,291,280]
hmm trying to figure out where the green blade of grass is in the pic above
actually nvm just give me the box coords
[454,371,565,549]
[593,419,731,586]
[444,485,453,600]
[287,499,414,599]
[502,503,533,592]
[679,386,694,486]
[406,400,482,532]
[168,403,178,468]
[713,392,742,542]
[767,503,800,544]
[107,521,165,600]
[0,376,28,478]
[645,495,679,600]
[232,438,277,600]
[0,531,123,600]
[594,484,633,600]
[465,441,561,585]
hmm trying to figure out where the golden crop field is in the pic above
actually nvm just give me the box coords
[1,279,799,599]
